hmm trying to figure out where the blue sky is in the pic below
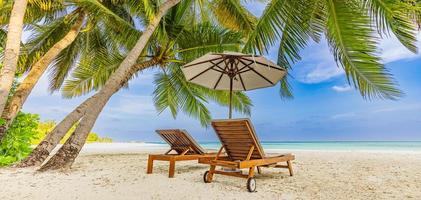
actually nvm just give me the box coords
[22,2,421,142]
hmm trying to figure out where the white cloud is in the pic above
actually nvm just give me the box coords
[301,62,344,83]
[106,94,156,117]
[292,33,421,84]
[380,33,421,63]
[332,84,352,92]
[293,41,345,84]
[372,104,421,113]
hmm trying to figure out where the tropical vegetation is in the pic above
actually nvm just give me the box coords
[0,0,420,171]
[0,112,111,167]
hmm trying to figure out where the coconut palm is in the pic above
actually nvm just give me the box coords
[0,0,63,114]
[244,0,421,100]
[62,23,252,125]
[19,0,257,169]
[17,0,183,168]
[37,0,257,171]
[0,0,138,141]
[0,0,29,115]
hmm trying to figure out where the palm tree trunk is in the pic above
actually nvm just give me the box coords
[0,13,86,141]
[0,0,28,119]
[39,0,181,171]
[39,91,111,171]
[39,56,161,171]
[15,95,95,168]
[17,58,159,168]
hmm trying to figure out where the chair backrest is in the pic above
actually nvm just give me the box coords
[211,118,265,161]
[156,129,206,155]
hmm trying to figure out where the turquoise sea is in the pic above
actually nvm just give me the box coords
[147,141,421,152]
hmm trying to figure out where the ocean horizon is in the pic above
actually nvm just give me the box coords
[143,141,421,152]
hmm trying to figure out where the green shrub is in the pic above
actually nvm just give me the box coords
[33,121,113,145]
[0,112,39,167]
[86,132,113,143]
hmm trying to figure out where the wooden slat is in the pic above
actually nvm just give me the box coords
[220,138,254,143]
[225,146,254,150]
[212,119,266,162]
[213,121,248,126]
[220,133,252,139]
[216,130,250,135]
[226,149,255,153]
[156,129,203,155]
[214,127,249,131]
[227,152,260,158]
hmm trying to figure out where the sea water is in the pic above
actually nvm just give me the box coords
[147,141,421,153]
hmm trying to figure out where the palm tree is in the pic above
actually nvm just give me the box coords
[37,1,258,171]
[62,23,252,123]
[0,0,138,141]
[0,0,28,116]
[19,0,257,169]
[243,0,421,100]
[17,0,183,169]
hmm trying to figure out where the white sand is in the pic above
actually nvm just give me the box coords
[1,143,421,200]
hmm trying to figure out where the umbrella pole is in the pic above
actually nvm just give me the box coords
[229,76,233,119]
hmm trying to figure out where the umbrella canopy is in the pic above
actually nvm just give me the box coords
[182,52,286,119]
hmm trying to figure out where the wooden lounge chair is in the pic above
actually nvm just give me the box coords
[199,119,295,192]
[147,129,215,178]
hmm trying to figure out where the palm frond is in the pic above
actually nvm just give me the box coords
[242,0,305,53]
[276,0,319,69]
[0,0,66,25]
[211,0,257,33]
[70,0,134,29]
[176,23,243,62]
[279,75,293,99]
[48,37,80,91]
[154,64,252,126]
[196,86,253,116]
[365,0,418,53]
[307,0,326,42]
[18,11,81,73]
[61,48,123,98]
[153,65,212,126]
[325,0,402,99]
[0,28,6,59]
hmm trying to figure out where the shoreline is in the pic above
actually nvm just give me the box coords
[74,142,421,155]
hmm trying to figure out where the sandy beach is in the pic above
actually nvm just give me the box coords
[1,143,421,200]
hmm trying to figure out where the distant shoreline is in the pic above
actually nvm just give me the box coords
[72,142,421,155]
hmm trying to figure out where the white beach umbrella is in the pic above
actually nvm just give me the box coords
[182,52,286,118]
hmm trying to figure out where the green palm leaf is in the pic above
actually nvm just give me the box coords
[365,0,418,53]
[176,23,243,62]
[211,0,257,34]
[154,65,212,126]
[47,36,80,91]
[61,49,124,98]
[243,0,303,53]
[325,0,402,99]
[19,11,81,73]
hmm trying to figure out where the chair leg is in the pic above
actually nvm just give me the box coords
[287,160,293,176]
[169,159,176,178]
[257,166,262,174]
[147,155,154,174]
[248,167,255,178]
[207,165,216,182]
